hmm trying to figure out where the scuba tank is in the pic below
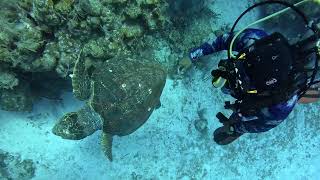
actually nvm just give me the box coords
[211,0,320,121]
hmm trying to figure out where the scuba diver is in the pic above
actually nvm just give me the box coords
[179,0,320,145]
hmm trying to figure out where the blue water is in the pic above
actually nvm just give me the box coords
[1,0,320,179]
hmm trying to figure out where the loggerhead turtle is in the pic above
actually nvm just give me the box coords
[52,55,166,161]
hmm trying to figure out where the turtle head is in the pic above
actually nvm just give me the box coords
[52,112,88,140]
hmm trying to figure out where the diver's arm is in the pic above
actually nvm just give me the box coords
[188,33,231,62]
[188,28,268,62]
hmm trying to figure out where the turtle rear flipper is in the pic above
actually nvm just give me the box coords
[101,132,113,161]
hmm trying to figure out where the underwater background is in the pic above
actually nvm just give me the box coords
[1,0,320,179]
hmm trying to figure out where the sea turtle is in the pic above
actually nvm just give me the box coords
[52,55,166,161]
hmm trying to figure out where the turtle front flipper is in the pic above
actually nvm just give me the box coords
[101,132,113,161]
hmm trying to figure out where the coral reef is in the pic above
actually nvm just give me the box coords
[0,0,169,112]
[0,82,34,112]
[259,0,320,36]
[0,0,218,112]
[0,149,36,180]
[164,0,219,78]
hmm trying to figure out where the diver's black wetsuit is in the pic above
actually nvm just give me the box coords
[189,29,299,134]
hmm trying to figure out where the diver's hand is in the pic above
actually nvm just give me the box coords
[177,56,192,74]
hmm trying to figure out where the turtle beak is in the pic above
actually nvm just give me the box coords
[52,123,61,136]
[52,121,66,138]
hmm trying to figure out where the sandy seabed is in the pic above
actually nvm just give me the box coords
[1,0,320,179]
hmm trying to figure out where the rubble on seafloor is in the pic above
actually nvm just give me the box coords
[0,149,36,180]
